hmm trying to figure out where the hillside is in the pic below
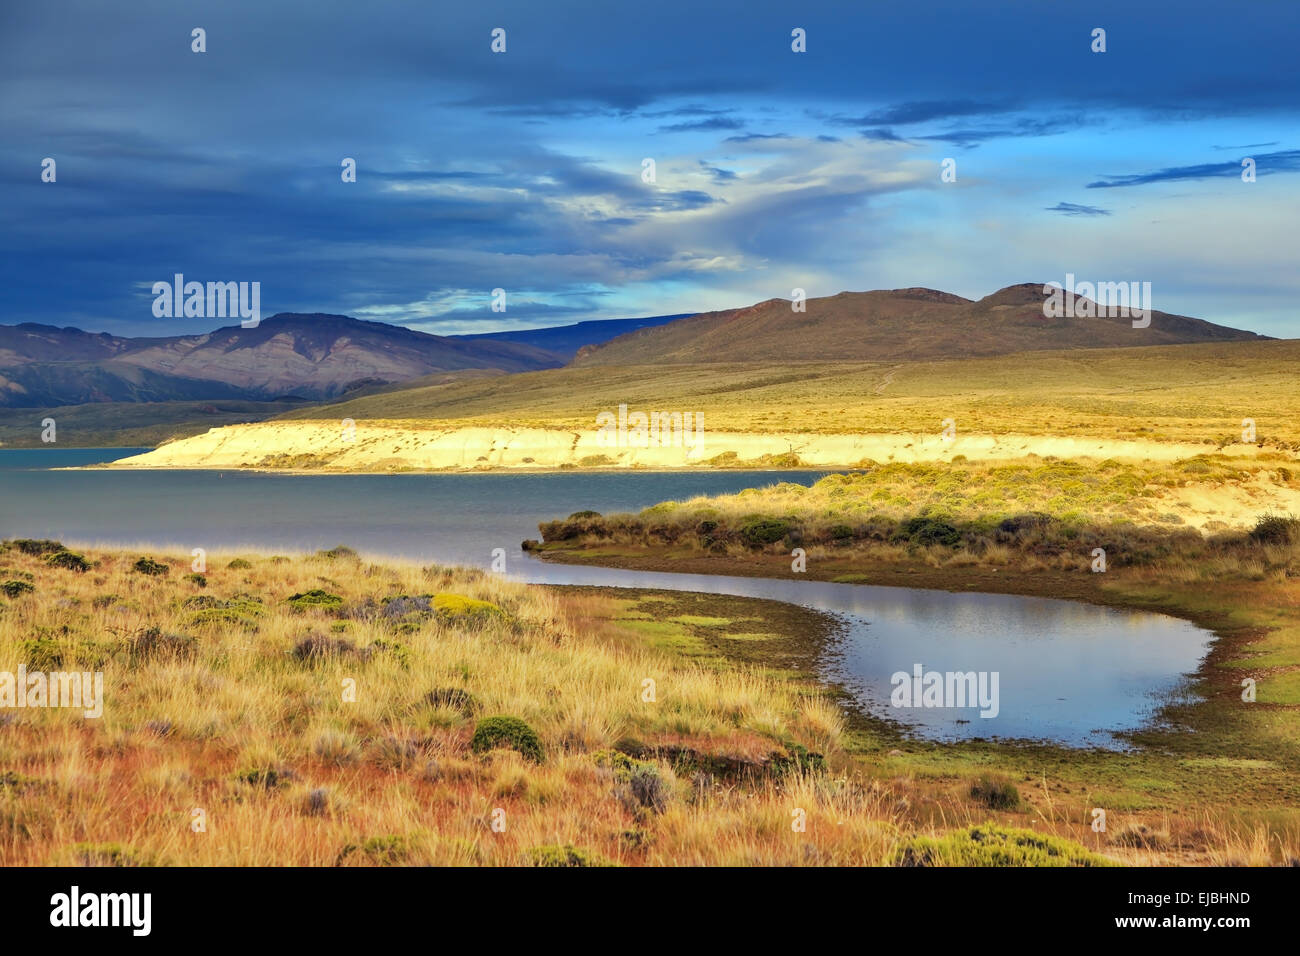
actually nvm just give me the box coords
[450,313,692,361]
[103,339,1300,474]
[572,284,1268,366]
[0,314,562,407]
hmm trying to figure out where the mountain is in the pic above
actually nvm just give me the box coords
[572,284,1269,366]
[0,314,563,407]
[449,314,692,361]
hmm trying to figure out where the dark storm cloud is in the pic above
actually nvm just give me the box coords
[1,0,1298,333]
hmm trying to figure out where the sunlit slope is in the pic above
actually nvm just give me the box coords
[570,284,1267,367]
[280,339,1300,447]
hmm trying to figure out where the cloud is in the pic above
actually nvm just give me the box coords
[658,117,745,133]
[860,128,907,142]
[827,99,1012,127]
[1087,149,1300,188]
[699,160,738,182]
[918,115,1087,147]
[1046,202,1111,217]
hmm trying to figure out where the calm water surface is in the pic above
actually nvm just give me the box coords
[0,448,1213,748]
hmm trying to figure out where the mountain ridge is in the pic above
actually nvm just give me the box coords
[573,283,1269,366]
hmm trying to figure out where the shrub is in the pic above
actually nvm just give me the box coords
[287,589,344,611]
[621,764,670,814]
[425,687,481,715]
[1,580,34,599]
[382,595,432,617]
[71,843,153,867]
[226,558,253,570]
[236,766,293,789]
[336,835,410,866]
[523,844,606,867]
[1110,824,1170,850]
[186,595,265,630]
[317,545,359,561]
[568,510,601,519]
[896,825,1114,867]
[433,593,503,620]
[471,716,544,763]
[10,539,64,556]
[969,774,1021,810]
[899,516,961,548]
[292,634,368,661]
[22,635,63,669]
[128,627,197,662]
[1250,512,1300,545]
[132,556,169,576]
[768,743,827,776]
[44,550,90,572]
[828,523,854,541]
[738,516,792,548]
[185,573,207,588]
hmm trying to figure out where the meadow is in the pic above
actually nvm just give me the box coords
[2,530,1296,865]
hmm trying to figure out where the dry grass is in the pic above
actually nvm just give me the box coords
[0,543,903,866]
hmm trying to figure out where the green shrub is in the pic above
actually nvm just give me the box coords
[185,573,207,588]
[132,556,169,576]
[44,550,90,572]
[895,825,1114,867]
[767,743,827,776]
[969,774,1021,810]
[899,516,961,547]
[287,589,344,611]
[22,635,63,670]
[226,558,253,570]
[523,844,607,867]
[433,593,503,620]
[470,715,544,763]
[738,516,792,548]
[186,595,265,630]
[568,510,601,519]
[336,835,411,866]
[1,580,34,599]
[10,539,64,556]
[317,546,359,561]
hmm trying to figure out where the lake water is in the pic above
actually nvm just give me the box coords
[1,448,1213,748]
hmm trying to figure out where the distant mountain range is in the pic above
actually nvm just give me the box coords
[0,288,1269,410]
[573,284,1269,366]
[0,312,693,408]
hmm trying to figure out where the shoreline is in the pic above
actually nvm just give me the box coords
[92,420,1284,474]
[527,540,1289,754]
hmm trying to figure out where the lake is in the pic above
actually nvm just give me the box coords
[1,448,1213,748]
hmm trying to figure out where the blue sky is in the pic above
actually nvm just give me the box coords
[2,0,1298,337]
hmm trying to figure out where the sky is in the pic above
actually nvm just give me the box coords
[2,0,1298,338]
